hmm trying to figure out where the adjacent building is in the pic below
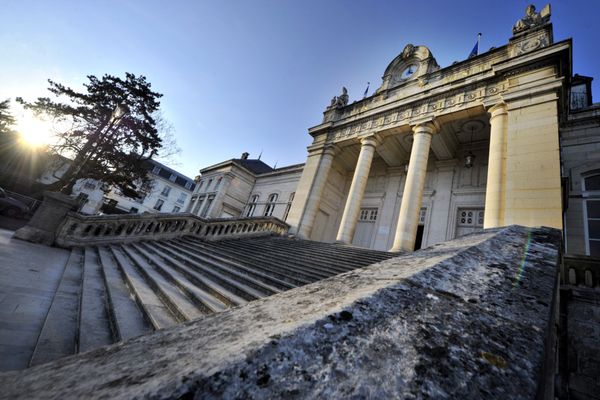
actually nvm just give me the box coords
[73,159,195,215]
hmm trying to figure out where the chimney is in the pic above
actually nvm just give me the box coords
[241,152,249,160]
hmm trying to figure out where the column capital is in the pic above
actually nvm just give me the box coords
[487,102,508,118]
[359,135,380,148]
[411,120,439,135]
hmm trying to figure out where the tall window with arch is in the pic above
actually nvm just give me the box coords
[583,172,600,256]
[245,194,259,217]
[263,193,278,217]
[283,192,295,221]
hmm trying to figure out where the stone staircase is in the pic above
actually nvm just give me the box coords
[25,235,396,368]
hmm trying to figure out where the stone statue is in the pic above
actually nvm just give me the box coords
[328,87,349,109]
[401,44,416,59]
[513,4,551,34]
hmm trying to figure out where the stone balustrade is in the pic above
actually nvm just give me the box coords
[54,212,289,247]
[562,255,600,288]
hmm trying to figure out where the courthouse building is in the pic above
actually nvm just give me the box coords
[190,5,600,256]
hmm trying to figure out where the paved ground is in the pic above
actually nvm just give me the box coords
[0,229,69,371]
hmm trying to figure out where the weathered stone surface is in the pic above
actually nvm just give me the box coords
[0,225,560,399]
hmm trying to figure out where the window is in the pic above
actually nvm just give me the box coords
[83,180,96,190]
[215,177,222,190]
[263,193,278,217]
[206,179,213,192]
[176,192,187,204]
[419,208,428,225]
[283,192,295,221]
[245,195,259,217]
[152,165,161,174]
[193,196,206,214]
[169,173,177,182]
[172,206,181,213]
[161,185,171,197]
[154,199,164,211]
[130,207,138,213]
[455,208,484,238]
[185,181,193,190]
[358,208,378,222]
[197,181,204,192]
[200,195,214,217]
[586,201,600,256]
[584,173,600,256]
[584,174,600,191]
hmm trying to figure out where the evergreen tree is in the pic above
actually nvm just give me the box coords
[17,73,164,195]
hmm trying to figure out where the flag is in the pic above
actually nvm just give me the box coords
[468,33,482,58]
[468,42,478,58]
[363,82,370,98]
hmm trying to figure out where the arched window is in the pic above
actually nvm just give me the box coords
[245,195,259,217]
[584,173,600,256]
[263,193,278,217]
[283,192,295,221]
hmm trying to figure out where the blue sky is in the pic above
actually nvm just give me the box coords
[1,1,598,178]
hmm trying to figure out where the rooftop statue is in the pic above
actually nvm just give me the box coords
[328,86,349,109]
[513,4,551,34]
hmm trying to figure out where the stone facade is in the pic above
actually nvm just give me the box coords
[195,16,585,255]
[188,153,302,223]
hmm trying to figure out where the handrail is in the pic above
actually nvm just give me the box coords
[55,212,290,247]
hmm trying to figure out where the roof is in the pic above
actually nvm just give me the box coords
[231,159,274,175]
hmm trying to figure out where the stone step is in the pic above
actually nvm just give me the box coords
[180,237,324,283]
[181,237,329,282]
[78,247,113,353]
[132,243,228,315]
[207,238,351,277]
[166,239,301,289]
[220,238,358,273]
[29,248,84,367]
[120,245,205,322]
[108,246,179,330]
[138,242,246,308]
[277,236,396,259]
[258,236,394,265]
[96,247,153,341]
[151,241,273,301]
[162,241,294,296]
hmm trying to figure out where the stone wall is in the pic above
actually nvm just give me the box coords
[0,225,561,399]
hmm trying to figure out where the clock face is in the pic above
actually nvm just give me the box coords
[400,64,418,80]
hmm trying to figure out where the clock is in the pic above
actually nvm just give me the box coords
[400,64,418,80]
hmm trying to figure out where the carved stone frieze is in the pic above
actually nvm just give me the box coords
[326,82,506,143]
[511,28,551,57]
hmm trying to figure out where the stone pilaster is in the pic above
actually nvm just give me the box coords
[336,136,378,243]
[209,173,234,218]
[484,103,508,229]
[390,122,436,252]
[426,159,458,245]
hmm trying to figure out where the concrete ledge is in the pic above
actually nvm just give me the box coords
[0,225,561,399]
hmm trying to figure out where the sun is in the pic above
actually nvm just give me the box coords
[16,113,54,148]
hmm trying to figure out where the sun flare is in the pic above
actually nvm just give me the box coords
[16,114,54,148]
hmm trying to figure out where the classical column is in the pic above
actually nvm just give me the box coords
[336,136,378,243]
[295,145,337,238]
[484,103,508,229]
[390,122,436,252]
